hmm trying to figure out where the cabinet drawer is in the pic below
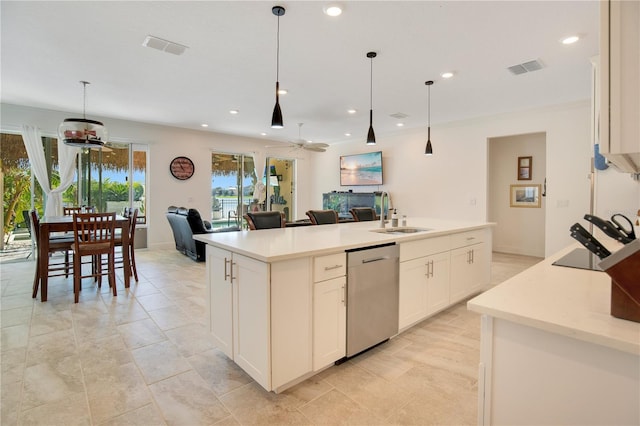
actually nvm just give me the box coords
[314,253,346,282]
[400,236,450,262]
[450,229,485,249]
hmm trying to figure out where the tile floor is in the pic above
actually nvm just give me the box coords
[1,249,541,425]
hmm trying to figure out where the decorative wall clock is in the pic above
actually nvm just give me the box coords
[170,156,194,180]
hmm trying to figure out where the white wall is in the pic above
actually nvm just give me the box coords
[489,133,546,257]
[1,103,314,249]
[310,101,604,256]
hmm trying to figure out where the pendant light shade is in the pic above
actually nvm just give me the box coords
[271,6,285,129]
[58,81,107,149]
[366,51,377,145]
[424,80,434,155]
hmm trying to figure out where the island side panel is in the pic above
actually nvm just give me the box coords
[271,257,313,390]
[486,318,640,425]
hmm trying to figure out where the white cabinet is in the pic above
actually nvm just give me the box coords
[312,253,346,371]
[206,245,270,390]
[399,236,451,330]
[399,251,450,330]
[599,0,640,172]
[450,229,488,303]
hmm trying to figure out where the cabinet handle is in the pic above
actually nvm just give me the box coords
[341,284,346,305]
[224,257,230,281]
[466,236,476,241]
[229,260,236,283]
[430,260,435,278]
[471,249,475,264]
[467,250,472,264]
[325,264,343,271]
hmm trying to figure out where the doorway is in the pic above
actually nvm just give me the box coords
[488,132,546,257]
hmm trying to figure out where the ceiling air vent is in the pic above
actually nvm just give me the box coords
[142,35,188,56]
[508,59,545,75]
[390,112,409,119]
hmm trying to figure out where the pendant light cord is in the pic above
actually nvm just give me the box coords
[276,15,280,82]
[81,80,89,119]
[369,56,373,110]
[427,84,430,127]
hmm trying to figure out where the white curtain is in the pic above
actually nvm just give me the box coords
[21,125,78,216]
[252,151,266,203]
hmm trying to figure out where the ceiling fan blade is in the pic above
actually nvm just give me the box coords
[304,145,327,152]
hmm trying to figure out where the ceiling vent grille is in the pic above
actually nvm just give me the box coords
[508,59,544,75]
[390,112,409,119]
[142,35,188,56]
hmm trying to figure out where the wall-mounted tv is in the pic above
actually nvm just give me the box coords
[340,151,383,186]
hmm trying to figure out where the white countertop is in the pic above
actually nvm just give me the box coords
[194,217,492,263]
[468,244,640,355]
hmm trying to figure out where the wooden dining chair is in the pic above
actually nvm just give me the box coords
[111,208,139,282]
[72,212,117,303]
[30,210,74,300]
[64,206,95,215]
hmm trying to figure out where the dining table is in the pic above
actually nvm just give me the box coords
[38,214,131,302]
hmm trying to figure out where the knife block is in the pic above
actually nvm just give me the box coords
[599,240,640,323]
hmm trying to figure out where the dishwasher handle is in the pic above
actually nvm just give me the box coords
[361,256,391,264]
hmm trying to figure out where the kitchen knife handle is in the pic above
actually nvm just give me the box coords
[570,223,612,259]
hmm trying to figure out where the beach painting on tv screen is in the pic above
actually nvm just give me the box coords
[340,151,383,186]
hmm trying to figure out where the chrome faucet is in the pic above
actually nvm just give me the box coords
[379,191,388,228]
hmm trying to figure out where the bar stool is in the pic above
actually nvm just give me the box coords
[306,209,339,225]
[112,208,139,282]
[350,207,378,222]
[244,211,286,230]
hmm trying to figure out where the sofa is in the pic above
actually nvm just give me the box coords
[166,206,240,261]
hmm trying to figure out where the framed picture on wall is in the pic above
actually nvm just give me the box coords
[518,156,532,180]
[510,184,541,208]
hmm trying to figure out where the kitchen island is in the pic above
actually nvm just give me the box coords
[467,244,640,425]
[195,218,493,392]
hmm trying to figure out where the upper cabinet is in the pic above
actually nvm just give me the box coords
[599,0,640,173]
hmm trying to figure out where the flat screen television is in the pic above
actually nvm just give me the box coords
[340,151,383,186]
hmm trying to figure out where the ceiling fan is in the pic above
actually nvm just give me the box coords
[267,123,329,152]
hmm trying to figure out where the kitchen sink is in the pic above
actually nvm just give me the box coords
[370,226,432,235]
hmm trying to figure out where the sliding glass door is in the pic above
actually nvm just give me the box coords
[211,153,256,228]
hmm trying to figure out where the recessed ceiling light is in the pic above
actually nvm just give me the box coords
[344,132,351,137]
[441,72,454,79]
[200,124,208,128]
[260,132,267,136]
[562,35,580,45]
[278,88,288,95]
[396,123,404,127]
[323,4,343,16]
[229,109,239,115]
[347,109,357,114]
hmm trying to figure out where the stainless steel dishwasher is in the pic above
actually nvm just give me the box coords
[346,243,400,357]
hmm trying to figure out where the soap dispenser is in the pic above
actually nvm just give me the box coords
[391,209,398,227]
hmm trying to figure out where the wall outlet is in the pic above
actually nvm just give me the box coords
[469,198,477,205]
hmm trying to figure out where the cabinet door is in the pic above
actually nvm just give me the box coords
[313,276,347,371]
[233,253,270,390]
[399,257,429,330]
[425,251,451,316]
[600,0,640,157]
[450,242,485,303]
[207,245,233,358]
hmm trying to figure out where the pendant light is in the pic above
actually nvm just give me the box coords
[58,81,108,149]
[366,51,377,145]
[271,6,285,129]
[424,80,434,155]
